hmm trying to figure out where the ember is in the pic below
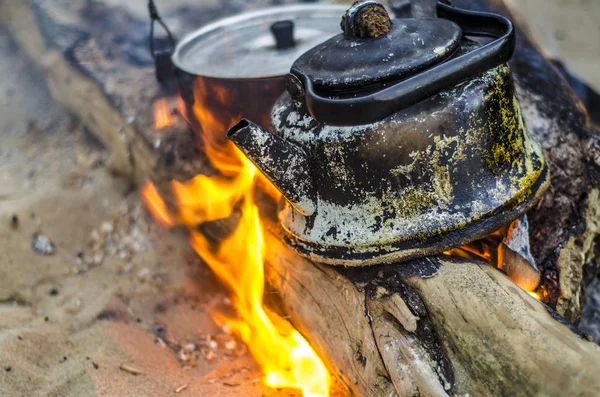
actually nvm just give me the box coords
[444,217,543,299]
[142,103,330,396]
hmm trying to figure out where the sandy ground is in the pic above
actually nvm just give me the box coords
[0,0,599,396]
[0,25,248,396]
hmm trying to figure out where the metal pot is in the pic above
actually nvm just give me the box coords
[226,1,550,266]
[171,4,347,139]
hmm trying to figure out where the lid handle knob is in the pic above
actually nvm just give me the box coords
[270,20,295,50]
[341,1,391,39]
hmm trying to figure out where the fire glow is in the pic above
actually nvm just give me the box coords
[143,89,330,396]
[153,98,173,130]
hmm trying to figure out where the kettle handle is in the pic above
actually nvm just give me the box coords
[293,2,515,126]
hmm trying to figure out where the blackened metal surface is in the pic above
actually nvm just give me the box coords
[227,120,316,216]
[253,64,548,266]
[292,17,460,91]
[270,20,295,50]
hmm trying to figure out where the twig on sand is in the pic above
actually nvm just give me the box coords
[175,384,188,393]
[119,363,144,375]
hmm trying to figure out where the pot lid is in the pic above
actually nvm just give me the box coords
[290,1,461,92]
[172,4,347,79]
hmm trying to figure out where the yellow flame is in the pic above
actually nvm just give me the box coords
[154,98,173,130]
[142,81,329,396]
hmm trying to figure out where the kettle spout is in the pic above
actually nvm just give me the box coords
[226,119,316,216]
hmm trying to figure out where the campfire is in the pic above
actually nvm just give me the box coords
[142,80,543,397]
[138,1,597,396]
[143,100,330,396]
[2,0,600,396]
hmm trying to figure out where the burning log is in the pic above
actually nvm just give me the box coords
[2,0,600,396]
[263,233,600,396]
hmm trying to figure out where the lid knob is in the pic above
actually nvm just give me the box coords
[341,1,391,39]
[270,20,295,50]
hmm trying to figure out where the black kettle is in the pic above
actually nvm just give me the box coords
[226,1,549,266]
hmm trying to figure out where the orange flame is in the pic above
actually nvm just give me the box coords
[140,183,175,227]
[142,82,329,396]
[154,98,173,130]
[444,227,542,300]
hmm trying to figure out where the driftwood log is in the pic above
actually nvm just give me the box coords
[2,0,600,396]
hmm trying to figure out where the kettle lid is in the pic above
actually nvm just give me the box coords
[290,1,461,93]
[286,1,516,126]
